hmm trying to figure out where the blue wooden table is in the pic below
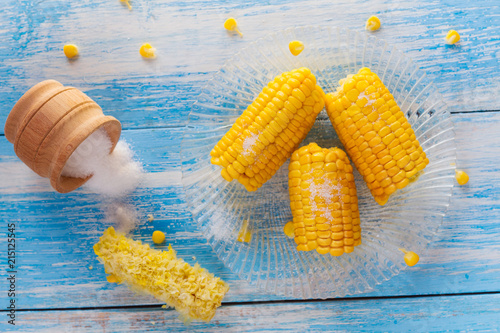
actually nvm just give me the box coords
[1,0,500,331]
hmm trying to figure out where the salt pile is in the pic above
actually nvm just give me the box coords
[61,127,143,197]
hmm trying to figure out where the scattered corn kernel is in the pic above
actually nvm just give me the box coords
[224,17,243,37]
[455,170,469,185]
[445,30,460,45]
[88,265,93,270]
[289,40,304,56]
[63,44,79,59]
[121,0,132,10]
[289,143,361,256]
[283,221,295,238]
[365,16,381,31]
[106,274,118,283]
[147,214,154,222]
[140,43,156,59]
[237,220,252,243]
[152,230,165,244]
[324,67,429,205]
[399,248,419,266]
[94,227,229,323]
[211,67,325,191]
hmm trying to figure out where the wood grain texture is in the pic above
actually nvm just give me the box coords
[0,0,499,133]
[1,111,499,310]
[2,293,500,332]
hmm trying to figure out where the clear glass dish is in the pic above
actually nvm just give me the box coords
[181,26,456,298]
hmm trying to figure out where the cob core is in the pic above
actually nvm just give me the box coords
[325,67,429,205]
[211,67,325,191]
[94,227,229,323]
[288,143,361,256]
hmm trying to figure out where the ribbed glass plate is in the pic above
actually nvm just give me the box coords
[181,26,456,298]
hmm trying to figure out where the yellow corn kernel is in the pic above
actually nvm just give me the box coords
[120,0,132,10]
[63,44,79,59]
[445,30,460,45]
[365,15,381,31]
[289,40,304,56]
[224,17,243,37]
[324,67,429,205]
[237,220,252,243]
[289,143,361,256]
[152,230,165,244]
[399,248,419,267]
[94,227,229,323]
[140,43,156,59]
[283,221,295,238]
[455,170,469,185]
[106,274,119,283]
[211,68,325,191]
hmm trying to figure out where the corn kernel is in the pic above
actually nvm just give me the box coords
[224,17,243,37]
[289,40,304,56]
[63,44,79,59]
[284,221,295,238]
[106,274,118,283]
[152,230,165,244]
[237,220,252,243]
[140,43,156,59]
[120,0,132,10]
[365,16,381,31]
[455,170,469,185]
[445,30,460,45]
[399,248,419,267]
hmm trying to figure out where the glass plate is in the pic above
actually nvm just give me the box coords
[181,26,456,298]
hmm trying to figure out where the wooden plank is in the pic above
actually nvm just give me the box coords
[1,0,499,133]
[0,111,499,309]
[2,293,500,332]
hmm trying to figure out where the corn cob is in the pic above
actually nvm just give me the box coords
[324,67,429,205]
[211,67,325,191]
[289,143,361,256]
[94,227,229,323]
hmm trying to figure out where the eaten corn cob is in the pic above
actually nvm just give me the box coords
[94,227,229,323]
[325,67,429,205]
[211,67,325,191]
[289,143,361,256]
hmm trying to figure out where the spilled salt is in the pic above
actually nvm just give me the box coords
[307,177,341,222]
[241,132,259,157]
[105,203,140,234]
[61,127,143,197]
[358,91,375,107]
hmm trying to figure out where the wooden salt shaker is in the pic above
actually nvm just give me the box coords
[4,80,122,193]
